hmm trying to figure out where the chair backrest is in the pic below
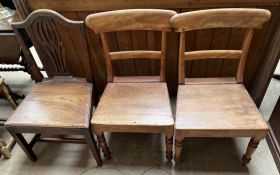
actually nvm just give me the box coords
[12,9,93,81]
[85,9,177,82]
[170,8,271,85]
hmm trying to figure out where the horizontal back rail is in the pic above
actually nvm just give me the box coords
[85,9,177,33]
[171,8,271,32]
[110,51,161,60]
[185,50,242,60]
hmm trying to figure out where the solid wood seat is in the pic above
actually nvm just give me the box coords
[5,80,92,129]
[171,8,271,165]
[176,84,268,135]
[86,9,176,161]
[92,82,173,132]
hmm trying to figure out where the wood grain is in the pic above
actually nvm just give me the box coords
[185,50,242,60]
[171,8,271,32]
[85,9,176,33]
[92,83,173,132]
[175,84,268,136]
[5,81,92,128]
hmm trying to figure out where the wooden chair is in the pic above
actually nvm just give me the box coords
[4,9,102,166]
[85,9,176,161]
[0,77,17,159]
[170,8,271,165]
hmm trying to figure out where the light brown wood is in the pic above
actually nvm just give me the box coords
[15,1,280,107]
[242,137,262,165]
[185,50,242,60]
[110,51,161,60]
[86,9,176,84]
[178,32,186,85]
[176,84,268,135]
[173,8,270,165]
[175,83,268,162]
[85,9,176,33]
[175,137,184,163]
[92,83,173,132]
[185,77,236,85]
[113,76,160,83]
[92,82,174,160]
[236,29,254,83]
[100,33,114,82]
[170,8,271,32]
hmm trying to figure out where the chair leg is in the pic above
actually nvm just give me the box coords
[6,129,37,161]
[1,82,17,109]
[175,136,184,163]
[242,137,262,165]
[0,141,11,159]
[84,129,103,166]
[165,134,173,162]
[96,132,111,160]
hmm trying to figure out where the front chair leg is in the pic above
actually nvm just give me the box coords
[242,137,262,165]
[96,132,111,160]
[6,129,37,161]
[165,134,173,162]
[84,129,103,166]
[175,136,184,163]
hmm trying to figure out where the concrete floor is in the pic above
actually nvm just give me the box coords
[0,57,279,175]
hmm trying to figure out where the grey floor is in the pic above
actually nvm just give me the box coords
[0,54,279,175]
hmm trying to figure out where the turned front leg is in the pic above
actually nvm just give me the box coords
[242,137,262,165]
[175,136,184,163]
[165,135,173,162]
[96,132,111,160]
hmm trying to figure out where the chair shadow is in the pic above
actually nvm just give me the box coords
[17,135,97,168]
[175,137,249,174]
[106,132,169,167]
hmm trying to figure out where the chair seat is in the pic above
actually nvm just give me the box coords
[92,82,173,132]
[175,84,268,136]
[5,79,92,129]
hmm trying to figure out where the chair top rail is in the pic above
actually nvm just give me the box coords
[171,8,271,32]
[85,9,177,33]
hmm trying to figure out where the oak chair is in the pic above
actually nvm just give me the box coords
[170,8,271,165]
[85,9,176,161]
[0,77,17,159]
[4,9,102,166]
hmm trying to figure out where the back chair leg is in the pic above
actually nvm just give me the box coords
[6,129,37,161]
[84,129,103,166]
[242,137,262,165]
[165,134,173,162]
[96,131,111,160]
[175,136,184,163]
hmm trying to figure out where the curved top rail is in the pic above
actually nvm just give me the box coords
[85,9,177,33]
[171,8,271,32]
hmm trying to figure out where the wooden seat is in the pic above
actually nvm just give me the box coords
[86,9,176,161]
[5,80,91,129]
[5,10,102,166]
[171,8,271,165]
[176,84,267,134]
[93,83,173,132]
